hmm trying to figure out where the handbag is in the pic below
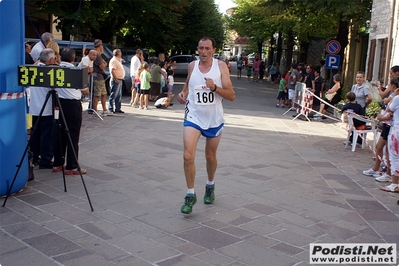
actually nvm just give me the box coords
[325,92,336,101]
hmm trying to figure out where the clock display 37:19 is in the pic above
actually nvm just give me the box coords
[19,66,67,87]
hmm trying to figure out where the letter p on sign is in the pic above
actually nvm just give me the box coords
[326,54,340,69]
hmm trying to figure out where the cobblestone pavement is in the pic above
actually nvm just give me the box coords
[1,64,398,266]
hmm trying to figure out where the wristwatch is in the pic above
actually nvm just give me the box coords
[211,84,218,92]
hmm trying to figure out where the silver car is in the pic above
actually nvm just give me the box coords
[170,55,199,76]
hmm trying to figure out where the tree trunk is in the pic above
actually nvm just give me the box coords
[276,31,282,65]
[335,15,349,70]
[286,29,294,68]
[299,40,310,63]
[257,41,263,59]
[267,33,275,66]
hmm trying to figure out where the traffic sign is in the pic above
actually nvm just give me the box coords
[326,40,341,55]
[325,54,340,69]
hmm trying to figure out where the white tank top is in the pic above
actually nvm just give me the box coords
[185,59,224,129]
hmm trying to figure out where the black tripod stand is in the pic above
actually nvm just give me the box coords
[2,88,94,211]
[82,74,103,120]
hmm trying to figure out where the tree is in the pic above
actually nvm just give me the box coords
[172,0,225,55]
[29,0,224,55]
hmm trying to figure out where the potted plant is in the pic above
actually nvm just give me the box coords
[366,101,382,119]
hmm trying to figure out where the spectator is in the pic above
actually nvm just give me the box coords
[259,61,265,82]
[92,39,109,116]
[130,49,143,107]
[269,62,277,85]
[341,91,366,146]
[276,73,286,108]
[364,76,399,182]
[312,66,324,109]
[287,63,301,109]
[131,64,144,108]
[78,49,97,74]
[108,49,125,114]
[160,61,167,91]
[315,74,342,119]
[150,59,162,101]
[351,71,372,112]
[46,41,61,65]
[167,69,174,95]
[236,56,243,79]
[304,64,315,91]
[154,86,174,108]
[380,77,399,192]
[139,62,151,110]
[29,48,57,169]
[25,41,34,64]
[52,47,89,175]
[252,54,260,82]
[30,32,54,61]
[246,65,252,82]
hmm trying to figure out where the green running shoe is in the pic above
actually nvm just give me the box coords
[204,184,215,204]
[181,193,197,214]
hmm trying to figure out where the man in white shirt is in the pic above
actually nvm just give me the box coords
[52,47,89,175]
[130,49,143,106]
[77,49,97,74]
[30,32,54,62]
[29,48,57,169]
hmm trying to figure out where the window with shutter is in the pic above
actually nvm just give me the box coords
[379,38,388,84]
[366,39,376,81]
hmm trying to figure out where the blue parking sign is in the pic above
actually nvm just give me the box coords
[325,54,340,69]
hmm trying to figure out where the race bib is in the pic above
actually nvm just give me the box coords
[194,85,216,105]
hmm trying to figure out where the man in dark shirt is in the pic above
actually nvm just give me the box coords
[92,39,110,116]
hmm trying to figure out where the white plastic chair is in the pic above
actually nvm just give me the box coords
[345,113,376,152]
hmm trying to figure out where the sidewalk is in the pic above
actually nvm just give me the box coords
[1,65,398,266]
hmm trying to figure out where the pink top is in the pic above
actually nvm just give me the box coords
[253,59,260,71]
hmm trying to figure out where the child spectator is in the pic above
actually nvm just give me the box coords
[167,70,174,94]
[154,86,174,108]
[246,65,252,82]
[341,91,366,145]
[131,65,144,107]
[139,63,151,110]
[276,75,287,107]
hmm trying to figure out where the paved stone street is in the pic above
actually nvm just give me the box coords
[1,64,398,266]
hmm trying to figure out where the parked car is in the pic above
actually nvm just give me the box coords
[229,55,237,61]
[169,54,199,76]
[213,53,220,59]
[247,53,255,66]
[25,38,132,94]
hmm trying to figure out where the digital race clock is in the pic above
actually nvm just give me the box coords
[18,65,88,89]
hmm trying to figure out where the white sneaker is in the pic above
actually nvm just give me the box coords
[138,106,144,110]
[373,171,384,178]
[375,173,391,182]
[100,111,107,117]
[144,106,149,110]
[363,168,377,176]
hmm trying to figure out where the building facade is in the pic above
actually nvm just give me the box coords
[366,0,399,84]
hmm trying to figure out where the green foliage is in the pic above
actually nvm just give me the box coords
[29,0,224,54]
[228,0,372,63]
[340,87,351,101]
[365,101,382,119]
